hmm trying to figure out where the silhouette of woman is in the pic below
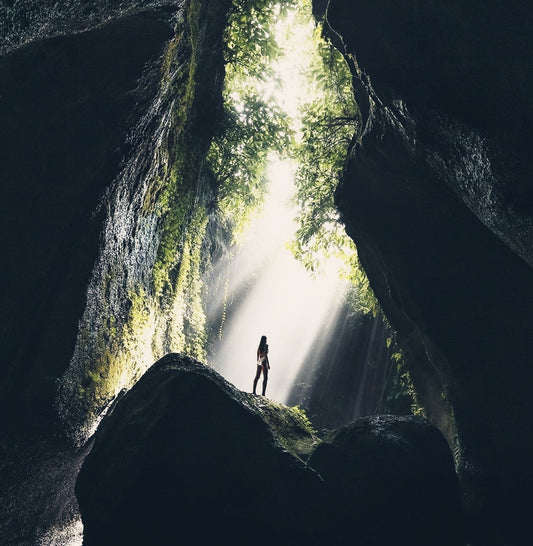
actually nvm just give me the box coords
[253,335,270,396]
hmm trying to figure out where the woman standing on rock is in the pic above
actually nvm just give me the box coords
[253,335,270,396]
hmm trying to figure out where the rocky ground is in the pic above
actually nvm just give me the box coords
[0,431,91,545]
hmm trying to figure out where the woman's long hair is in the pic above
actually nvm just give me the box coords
[258,335,267,353]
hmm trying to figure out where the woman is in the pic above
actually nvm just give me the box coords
[253,335,270,396]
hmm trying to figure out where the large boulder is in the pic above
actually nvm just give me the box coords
[76,354,324,545]
[76,354,464,545]
[309,415,464,546]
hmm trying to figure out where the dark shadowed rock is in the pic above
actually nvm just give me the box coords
[76,354,464,545]
[76,354,324,546]
[309,415,464,546]
[323,1,533,543]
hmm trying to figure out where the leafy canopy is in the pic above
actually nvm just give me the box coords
[290,22,377,315]
[210,0,377,314]
[224,0,297,81]
[208,0,296,243]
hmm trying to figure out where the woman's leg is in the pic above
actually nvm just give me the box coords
[261,365,268,396]
[253,365,262,394]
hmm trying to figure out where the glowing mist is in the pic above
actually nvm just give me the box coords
[209,158,348,402]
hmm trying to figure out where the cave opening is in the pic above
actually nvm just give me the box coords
[204,0,407,430]
[207,2,351,404]
[0,0,439,543]
[43,0,414,448]
[208,154,349,403]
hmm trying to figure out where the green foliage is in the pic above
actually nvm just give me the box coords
[342,250,380,316]
[288,404,316,435]
[209,92,292,242]
[212,0,379,314]
[208,0,296,243]
[381,338,424,416]
[224,0,297,81]
[291,26,357,265]
[289,23,378,315]
[250,395,319,459]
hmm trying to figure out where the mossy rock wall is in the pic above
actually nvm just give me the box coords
[0,0,232,439]
[0,6,178,430]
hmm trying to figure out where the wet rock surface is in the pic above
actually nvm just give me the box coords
[0,432,91,545]
[76,354,323,546]
[2,1,529,544]
[0,6,179,430]
[76,354,463,546]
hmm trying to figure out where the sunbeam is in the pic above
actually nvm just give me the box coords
[206,4,357,404]
[210,157,348,402]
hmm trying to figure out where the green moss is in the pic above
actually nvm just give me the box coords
[74,283,158,425]
[150,1,216,300]
[152,193,194,297]
[167,205,209,358]
[131,0,220,374]
[74,345,125,427]
[161,34,181,81]
[55,0,238,443]
[248,396,320,460]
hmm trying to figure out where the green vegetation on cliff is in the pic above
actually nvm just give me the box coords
[58,0,233,441]
[287,19,378,315]
[59,0,310,441]
[210,0,378,314]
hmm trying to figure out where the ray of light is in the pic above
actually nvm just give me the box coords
[211,157,348,403]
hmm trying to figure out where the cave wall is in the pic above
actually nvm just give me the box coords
[0,0,231,438]
[323,1,533,543]
[0,6,176,429]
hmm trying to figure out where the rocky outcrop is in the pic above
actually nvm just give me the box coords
[76,354,323,546]
[0,0,232,437]
[0,1,183,56]
[0,6,180,429]
[76,354,464,545]
[323,1,533,544]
